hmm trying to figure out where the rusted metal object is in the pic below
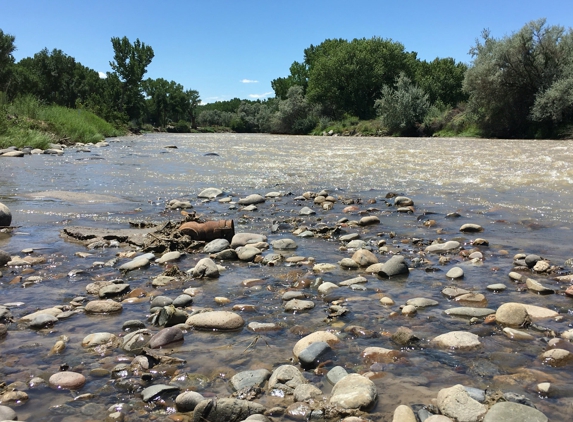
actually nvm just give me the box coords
[178,220,235,242]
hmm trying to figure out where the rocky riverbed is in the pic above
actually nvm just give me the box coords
[1,134,573,421]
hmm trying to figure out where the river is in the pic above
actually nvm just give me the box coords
[1,133,572,421]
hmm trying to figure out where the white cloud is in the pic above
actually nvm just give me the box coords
[249,92,273,99]
[98,71,107,79]
[241,79,258,84]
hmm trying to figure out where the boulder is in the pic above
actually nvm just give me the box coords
[378,255,409,277]
[0,202,12,227]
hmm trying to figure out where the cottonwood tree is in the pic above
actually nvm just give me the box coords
[0,29,16,92]
[110,36,154,122]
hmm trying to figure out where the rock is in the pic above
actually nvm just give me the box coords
[378,255,409,277]
[272,238,297,250]
[406,297,439,308]
[445,307,496,318]
[176,391,205,412]
[330,374,377,410]
[141,384,179,402]
[99,283,130,298]
[230,369,271,391]
[503,327,535,341]
[524,254,542,268]
[401,304,417,315]
[459,223,483,232]
[238,194,265,205]
[0,202,12,227]
[0,405,17,421]
[148,326,184,348]
[122,320,145,331]
[339,276,368,286]
[313,263,338,272]
[394,196,414,206]
[339,258,360,269]
[361,347,401,363]
[446,267,464,279]
[49,371,86,390]
[346,239,367,249]
[392,327,419,346]
[156,251,181,264]
[173,294,193,307]
[0,249,11,267]
[352,249,378,266]
[122,329,152,353]
[118,256,149,272]
[298,341,332,369]
[298,206,316,216]
[268,365,307,394]
[82,332,117,348]
[487,283,506,291]
[294,384,323,401]
[392,405,417,422]
[340,233,360,241]
[432,331,481,350]
[425,241,460,253]
[522,303,558,320]
[248,322,282,332]
[525,277,554,294]
[1,151,24,157]
[541,349,573,366]
[85,299,123,314]
[495,303,529,326]
[192,257,220,278]
[150,295,173,308]
[204,238,230,253]
[186,311,244,331]
[193,398,265,422]
[236,246,262,261]
[29,313,58,328]
[231,233,267,248]
[198,188,223,199]
[359,216,380,226]
[211,249,238,260]
[437,384,487,422]
[483,401,548,422]
[20,307,62,321]
[284,299,315,312]
[293,331,340,358]
[326,366,349,385]
[318,282,339,295]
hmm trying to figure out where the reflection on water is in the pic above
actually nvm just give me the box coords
[1,133,573,420]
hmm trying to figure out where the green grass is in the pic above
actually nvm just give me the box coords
[0,95,125,149]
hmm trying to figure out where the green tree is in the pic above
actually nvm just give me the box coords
[0,29,16,92]
[375,73,430,135]
[109,36,154,122]
[304,37,418,120]
[186,89,200,129]
[271,85,317,134]
[415,58,468,107]
[464,19,573,137]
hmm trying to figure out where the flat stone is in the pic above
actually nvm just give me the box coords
[483,401,548,422]
[522,304,559,320]
[99,283,130,298]
[82,332,118,348]
[49,371,86,390]
[294,384,323,401]
[176,391,205,412]
[238,194,265,205]
[122,329,152,353]
[313,263,337,272]
[272,238,297,250]
[186,311,244,331]
[503,327,535,341]
[425,241,460,253]
[156,251,181,264]
[248,322,282,332]
[193,398,265,422]
[298,341,333,369]
[378,255,409,277]
[339,276,368,286]
[148,327,184,348]
[487,283,507,291]
[541,348,573,367]
[118,257,149,272]
[339,258,360,268]
[406,298,439,308]
[460,223,483,232]
[326,366,349,385]
[141,384,179,402]
[230,369,271,391]
[29,313,58,328]
[445,307,496,318]
[236,246,262,261]
[231,233,267,248]
[85,300,122,314]
[284,299,315,312]
[152,276,176,287]
[299,206,316,215]
[204,238,230,253]
[198,188,223,199]
[432,331,481,350]
[318,282,339,295]
[525,277,554,294]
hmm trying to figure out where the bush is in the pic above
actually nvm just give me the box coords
[167,120,191,133]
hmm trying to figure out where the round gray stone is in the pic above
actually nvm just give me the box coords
[0,203,12,227]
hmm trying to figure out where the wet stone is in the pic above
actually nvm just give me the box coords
[173,294,193,307]
[176,391,205,412]
[425,241,460,253]
[272,238,297,250]
[284,299,315,312]
[186,311,244,331]
[192,398,266,422]
[293,384,323,401]
[49,371,86,390]
[446,266,464,279]
[99,283,130,298]
[141,384,179,402]
[483,402,548,422]
[445,307,495,318]
[298,341,332,369]
[148,326,184,348]
[268,365,307,394]
[155,251,181,264]
[330,374,377,410]
[230,369,271,391]
[326,366,348,385]
[378,255,409,277]
[85,300,122,313]
[204,238,230,253]
[122,320,145,331]
[150,295,173,308]
[29,313,58,328]
[433,331,482,350]
[299,206,316,216]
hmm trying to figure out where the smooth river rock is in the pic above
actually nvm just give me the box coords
[330,374,377,410]
[495,303,529,326]
[437,384,487,422]
[193,398,265,422]
[483,401,548,422]
[192,257,220,278]
[0,202,12,227]
[293,331,340,358]
[186,311,244,331]
[425,241,460,253]
[271,238,297,250]
[268,365,307,394]
[432,331,481,350]
[49,371,86,390]
[230,369,271,391]
[378,255,409,277]
[446,266,464,279]
[148,326,184,348]
[231,233,267,248]
[238,194,265,205]
[85,299,123,314]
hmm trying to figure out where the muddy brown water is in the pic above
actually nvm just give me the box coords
[1,133,573,421]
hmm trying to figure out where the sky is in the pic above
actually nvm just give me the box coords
[2,0,573,103]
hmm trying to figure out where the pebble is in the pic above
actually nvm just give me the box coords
[352,249,378,266]
[294,384,323,401]
[445,307,495,318]
[268,365,307,394]
[459,223,483,232]
[155,251,181,263]
[193,398,266,422]
[204,238,230,253]
[231,233,267,248]
[49,371,86,390]
[192,257,220,278]
[486,283,506,291]
[495,302,528,326]
[148,326,184,348]
[230,369,271,390]
[272,238,297,250]
[284,299,315,312]
[298,341,333,369]
[0,405,17,421]
[432,331,481,350]
[446,266,464,279]
[238,194,266,205]
[406,298,439,308]
[425,241,460,253]
[186,311,244,331]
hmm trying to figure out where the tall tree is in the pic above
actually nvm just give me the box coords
[464,19,573,137]
[0,29,16,92]
[109,36,154,122]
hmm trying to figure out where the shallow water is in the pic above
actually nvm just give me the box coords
[1,133,573,421]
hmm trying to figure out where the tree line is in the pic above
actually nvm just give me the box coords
[2,18,572,139]
[0,31,200,132]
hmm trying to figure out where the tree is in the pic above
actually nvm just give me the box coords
[186,89,200,129]
[304,37,418,120]
[415,58,468,107]
[271,85,316,134]
[464,19,573,137]
[375,73,430,135]
[0,29,16,92]
[109,36,154,122]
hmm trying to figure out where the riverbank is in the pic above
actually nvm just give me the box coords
[0,133,572,421]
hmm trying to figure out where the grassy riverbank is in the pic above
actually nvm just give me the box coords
[0,95,125,149]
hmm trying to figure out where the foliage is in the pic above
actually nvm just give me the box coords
[271,85,317,134]
[197,109,234,127]
[109,36,154,122]
[375,73,430,135]
[143,78,199,128]
[464,19,573,137]
[414,58,468,107]
[0,29,16,92]
[197,98,242,113]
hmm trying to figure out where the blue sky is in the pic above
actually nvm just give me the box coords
[2,0,572,103]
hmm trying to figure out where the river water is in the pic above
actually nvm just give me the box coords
[1,133,573,421]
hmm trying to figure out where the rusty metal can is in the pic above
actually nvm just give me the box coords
[178,220,235,242]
